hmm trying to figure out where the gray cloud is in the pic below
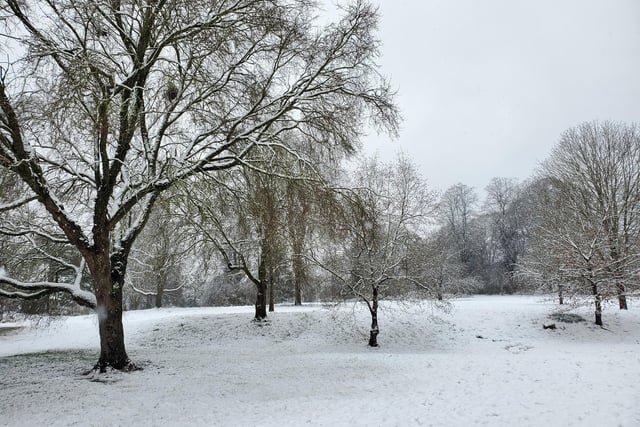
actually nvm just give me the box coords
[352,0,640,193]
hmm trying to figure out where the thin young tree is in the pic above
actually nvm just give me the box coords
[314,155,436,346]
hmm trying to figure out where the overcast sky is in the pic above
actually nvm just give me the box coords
[330,0,640,195]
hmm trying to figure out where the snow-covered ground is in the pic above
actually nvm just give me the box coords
[1,296,639,426]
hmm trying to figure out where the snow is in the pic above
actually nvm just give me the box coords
[1,296,639,426]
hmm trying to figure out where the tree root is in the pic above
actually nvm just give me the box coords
[252,318,271,326]
[83,360,143,375]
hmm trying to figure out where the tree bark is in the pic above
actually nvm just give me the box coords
[255,281,267,320]
[617,283,628,310]
[368,285,379,347]
[293,255,304,306]
[95,286,129,371]
[268,282,275,312]
[255,243,269,320]
[88,250,131,371]
[294,281,302,305]
[268,266,275,312]
[155,282,164,308]
[592,283,603,326]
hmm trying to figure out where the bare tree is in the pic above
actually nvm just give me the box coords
[126,195,190,308]
[313,155,436,347]
[434,183,493,290]
[546,121,640,310]
[176,136,340,320]
[417,230,480,300]
[285,178,312,306]
[437,183,479,265]
[176,160,296,321]
[523,121,640,324]
[484,177,529,293]
[521,178,610,325]
[0,0,398,370]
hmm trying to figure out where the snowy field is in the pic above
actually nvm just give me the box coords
[1,296,639,427]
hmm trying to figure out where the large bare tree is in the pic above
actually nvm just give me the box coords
[0,0,397,370]
[524,121,640,324]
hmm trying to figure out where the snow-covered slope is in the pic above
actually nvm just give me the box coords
[1,296,639,426]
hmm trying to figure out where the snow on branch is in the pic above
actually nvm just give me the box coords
[0,287,52,300]
[0,259,95,309]
[129,279,186,297]
[0,195,37,212]
[0,225,70,245]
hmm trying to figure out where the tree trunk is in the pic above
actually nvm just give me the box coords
[293,255,304,306]
[255,281,267,320]
[607,232,627,311]
[558,284,564,305]
[268,266,275,312]
[617,283,628,310]
[368,285,379,347]
[294,281,302,305]
[289,205,307,306]
[95,286,129,371]
[592,283,603,326]
[155,282,163,308]
[268,283,275,312]
[256,246,269,321]
[89,250,131,371]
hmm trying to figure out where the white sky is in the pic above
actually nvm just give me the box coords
[332,0,640,194]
